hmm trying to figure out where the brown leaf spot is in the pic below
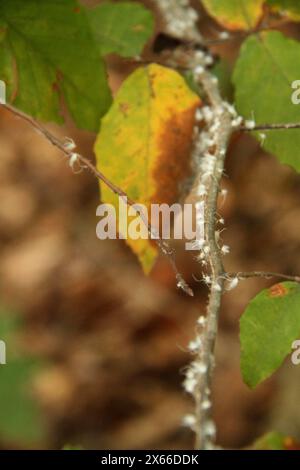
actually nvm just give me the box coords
[132,24,145,32]
[151,103,199,205]
[268,283,288,298]
[119,102,130,117]
[284,436,300,450]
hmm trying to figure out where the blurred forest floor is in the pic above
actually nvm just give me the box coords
[0,0,300,450]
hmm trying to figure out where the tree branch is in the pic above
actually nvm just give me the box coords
[241,122,300,131]
[227,271,300,283]
[0,103,193,297]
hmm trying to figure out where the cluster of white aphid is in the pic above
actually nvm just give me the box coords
[189,47,256,280]
[157,0,202,42]
[62,137,89,174]
[182,315,216,447]
[191,97,234,273]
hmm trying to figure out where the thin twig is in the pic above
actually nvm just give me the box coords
[241,122,300,131]
[203,21,291,46]
[0,102,193,297]
[227,271,300,283]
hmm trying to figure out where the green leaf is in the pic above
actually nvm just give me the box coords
[212,60,234,102]
[240,282,300,388]
[251,432,286,450]
[0,309,46,444]
[63,444,84,450]
[87,1,154,58]
[94,64,200,273]
[267,0,300,21]
[0,0,112,131]
[233,31,300,172]
[250,431,300,450]
[201,0,264,30]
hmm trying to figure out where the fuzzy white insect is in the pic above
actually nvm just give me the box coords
[183,376,197,394]
[69,152,80,169]
[259,133,267,145]
[212,282,222,292]
[63,137,76,151]
[194,50,205,61]
[177,279,187,291]
[201,399,211,410]
[182,414,196,428]
[244,119,256,130]
[195,109,203,122]
[219,31,230,40]
[221,245,230,255]
[202,106,214,122]
[231,116,243,128]
[204,55,214,66]
[197,316,206,327]
[204,420,216,438]
[188,337,202,352]
[192,361,207,374]
[194,65,205,76]
[220,188,228,198]
[196,184,207,197]
[226,277,239,291]
[224,103,237,117]
[210,121,220,133]
[215,106,224,117]
[203,275,211,285]
[203,246,210,255]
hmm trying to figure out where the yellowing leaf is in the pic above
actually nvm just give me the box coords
[94,64,200,273]
[201,0,264,30]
